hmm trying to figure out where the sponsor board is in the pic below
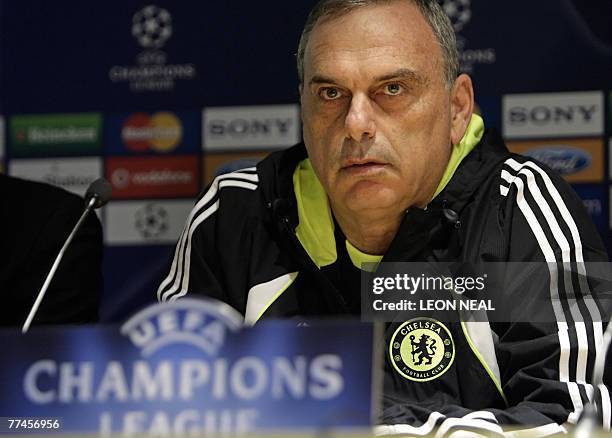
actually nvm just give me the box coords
[108,5,197,93]
[573,184,606,233]
[202,105,300,151]
[502,91,604,139]
[506,138,603,183]
[105,111,199,155]
[105,199,193,245]
[203,151,268,185]
[106,155,199,198]
[9,113,102,157]
[9,157,103,196]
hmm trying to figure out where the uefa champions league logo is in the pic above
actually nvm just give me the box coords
[111,4,196,91]
[437,0,495,74]
[132,5,173,49]
[438,0,471,32]
[121,298,243,357]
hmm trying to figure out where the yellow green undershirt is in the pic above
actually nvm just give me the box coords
[293,113,485,270]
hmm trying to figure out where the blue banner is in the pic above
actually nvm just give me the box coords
[0,299,378,436]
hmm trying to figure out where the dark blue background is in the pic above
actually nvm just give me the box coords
[0,0,610,320]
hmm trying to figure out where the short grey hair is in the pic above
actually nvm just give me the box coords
[297,0,459,88]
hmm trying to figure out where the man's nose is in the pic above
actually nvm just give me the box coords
[344,94,376,142]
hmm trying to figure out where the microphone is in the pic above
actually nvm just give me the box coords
[442,208,461,229]
[21,178,112,333]
[428,208,461,249]
[85,178,112,209]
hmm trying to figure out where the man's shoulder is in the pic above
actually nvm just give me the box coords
[0,174,85,217]
[206,144,306,209]
[466,130,577,202]
[492,147,606,256]
[496,152,581,201]
[256,143,308,189]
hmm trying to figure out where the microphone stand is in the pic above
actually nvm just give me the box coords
[21,196,98,333]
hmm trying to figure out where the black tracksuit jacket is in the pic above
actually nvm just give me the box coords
[157,130,611,434]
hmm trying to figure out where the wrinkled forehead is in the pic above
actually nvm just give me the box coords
[303,2,444,83]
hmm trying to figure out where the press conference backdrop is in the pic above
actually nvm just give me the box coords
[0,0,610,321]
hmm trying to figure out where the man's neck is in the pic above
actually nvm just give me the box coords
[330,201,403,255]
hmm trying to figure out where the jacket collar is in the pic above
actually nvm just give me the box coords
[431,127,509,215]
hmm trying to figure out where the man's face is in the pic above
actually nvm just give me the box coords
[300,1,456,215]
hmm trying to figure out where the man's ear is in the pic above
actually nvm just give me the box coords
[450,73,474,145]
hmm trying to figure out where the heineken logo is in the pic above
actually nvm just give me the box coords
[389,318,454,382]
[9,113,102,156]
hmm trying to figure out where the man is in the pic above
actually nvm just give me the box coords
[0,174,102,326]
[157,0,610,433]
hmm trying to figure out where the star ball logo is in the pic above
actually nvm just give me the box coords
[438,0,471,32]
[390,318,454,382]
[135,203,169,239]
[108,5,196,92]
[436,0,496,74]
[132,5,172,49]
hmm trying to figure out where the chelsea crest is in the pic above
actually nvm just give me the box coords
[390,317,455,382]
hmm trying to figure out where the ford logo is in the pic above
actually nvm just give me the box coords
[522,146,591,175]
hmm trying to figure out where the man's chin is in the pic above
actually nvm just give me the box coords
[340,183,403,213]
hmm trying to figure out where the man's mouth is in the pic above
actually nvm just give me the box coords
[341,158,386,167]
[340,158,389,174]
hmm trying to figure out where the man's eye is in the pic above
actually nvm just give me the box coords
[320,88,342,100]
[384,83,403,95]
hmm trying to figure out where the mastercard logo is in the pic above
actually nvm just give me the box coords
[121,112,183,153]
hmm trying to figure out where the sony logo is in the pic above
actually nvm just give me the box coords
[508,105,598,125]
[207,118,293,137]
[502,91,603,139]
[203,105,300,150]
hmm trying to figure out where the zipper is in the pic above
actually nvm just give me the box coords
[274,208,352,314]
